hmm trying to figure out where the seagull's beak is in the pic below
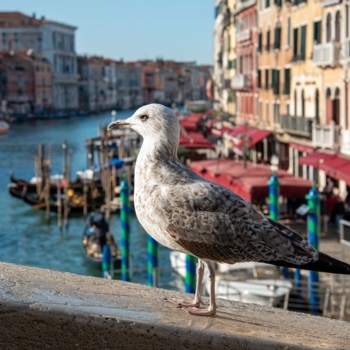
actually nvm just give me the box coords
[107,119,131,130]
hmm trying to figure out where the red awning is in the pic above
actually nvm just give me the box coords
[190,159,312,201]
[289,142,315,154]
[316,155,350,185]
[179,113,204,132]
[210,126,234,137]
[298,152,336,167]
[179,132,214,150]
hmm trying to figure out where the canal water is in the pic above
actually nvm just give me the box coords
[0,110,183,290]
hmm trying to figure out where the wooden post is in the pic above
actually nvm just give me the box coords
[62,141,67,180]
[45,161,50,223]
[57,178,62,231]
[34,156,40,196]
[38,143,45,195]
[83,180,88,217]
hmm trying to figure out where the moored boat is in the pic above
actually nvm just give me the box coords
[0,121,9,134]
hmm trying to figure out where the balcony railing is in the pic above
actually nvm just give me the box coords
[280,115,312,135]
[236,29,251,43]
[312,122,340,150]
[231,74,252,90]
[313,42,341,67]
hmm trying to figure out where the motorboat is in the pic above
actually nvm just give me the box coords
[170,251,293,307]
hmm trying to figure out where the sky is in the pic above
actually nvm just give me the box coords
[2,0,214,65]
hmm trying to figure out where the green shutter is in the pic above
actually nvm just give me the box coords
[265,69,269,89]
[284,68,290,95]
[276,70,280,94]
[301,25,307,59]
[293,28,298,56]
[287,18,291,46]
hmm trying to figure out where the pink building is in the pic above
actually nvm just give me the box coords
[233,0,258,125]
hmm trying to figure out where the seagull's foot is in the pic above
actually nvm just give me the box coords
[181,305,217,317]
[163,297,201,308]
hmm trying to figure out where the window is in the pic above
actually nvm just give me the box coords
[326,13,332,42]
[265,69,269,89]
[265,0,270,8]
[272,69,280,95]
[266,29,270,51]
[287,17,291,47]
[313,20,321,44]
[300,25,307,59]
[258,32,262,53]
[294,90,297,117]
[283,68,290,95]
[335,11,341,42]
[301,90,305,117]
[293,28,299,57]
[274,26,281,50]
[346,5,349,39]
[258,69,262,88]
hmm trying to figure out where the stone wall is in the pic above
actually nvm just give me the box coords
[0,262,349,349]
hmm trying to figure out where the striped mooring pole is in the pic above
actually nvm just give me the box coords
[120,175,131,282]
[306,183,320,315]
[147,235,158,287]
[185,255,197,293]
[268,172,289,278]
[102,244,112,279]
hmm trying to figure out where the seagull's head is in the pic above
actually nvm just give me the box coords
[108,104,180,148]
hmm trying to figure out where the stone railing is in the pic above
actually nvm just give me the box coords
[313,42,341,67]
[312,121,341,150]
[0,262,349,349]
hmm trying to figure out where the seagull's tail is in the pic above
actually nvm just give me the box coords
[268,251,350,275]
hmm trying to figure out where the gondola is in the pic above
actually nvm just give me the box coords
[8,183,105,214]
[82,226,121,270]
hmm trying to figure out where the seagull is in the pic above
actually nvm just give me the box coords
[108,104,350,316]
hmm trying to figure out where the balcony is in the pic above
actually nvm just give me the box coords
[313,42,341,67]
[236,29,251,43]
[231,74,252,90]
[312,122,340,150]
[280,115,312,136]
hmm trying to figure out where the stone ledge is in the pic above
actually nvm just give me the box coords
[0,262,349,350]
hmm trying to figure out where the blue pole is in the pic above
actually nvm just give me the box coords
[268,172,289,278]
[147,235,158,287]
[120,175,130,282]
[102,244,112,279]
[306,183,320,314]
[185,255,197,293]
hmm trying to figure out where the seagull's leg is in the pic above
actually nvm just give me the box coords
[164,259,205,308]
[182,262,217,316]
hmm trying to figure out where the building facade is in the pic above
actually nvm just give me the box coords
[0,12,78,111]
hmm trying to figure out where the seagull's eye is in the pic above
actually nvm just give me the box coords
[140,114,149,122]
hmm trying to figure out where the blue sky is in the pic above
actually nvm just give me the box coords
[2,0,214,65]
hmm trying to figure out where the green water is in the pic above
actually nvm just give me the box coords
[0,111,182,290]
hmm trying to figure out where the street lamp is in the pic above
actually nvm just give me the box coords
[270,154,279,174]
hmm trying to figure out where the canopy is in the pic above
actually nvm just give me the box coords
[190,159,312,202]
[179,113,204,132]
[298,152,336,167]
[317,155,350,186]
[289,141,315,154]
[179,132,214,150]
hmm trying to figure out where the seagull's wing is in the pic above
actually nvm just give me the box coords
[161,180,318,265]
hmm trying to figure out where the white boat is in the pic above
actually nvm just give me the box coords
[0,121,9,134]
[170,251,293,307]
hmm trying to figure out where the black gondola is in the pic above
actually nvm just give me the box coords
[82,214,121,269]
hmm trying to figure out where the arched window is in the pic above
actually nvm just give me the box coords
[335,11,341,42]
[326,13,332,42]
[301,90,305,117]
[315,89,320,123]
[326,88,332,124]
[333,87,340,125]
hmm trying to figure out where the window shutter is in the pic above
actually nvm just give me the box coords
[284,68,290,95]
[293,28,298,56]
[301,25,307,59]
[287,18,291,46]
